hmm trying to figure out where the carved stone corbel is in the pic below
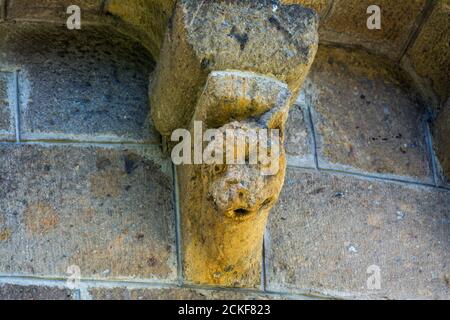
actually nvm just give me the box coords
[151,0,319,287]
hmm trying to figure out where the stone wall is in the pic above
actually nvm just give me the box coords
[0,0,448,299]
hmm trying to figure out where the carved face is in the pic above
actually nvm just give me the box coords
[200,121,287,222]
[205,162,286,221]
[176,70,294,286]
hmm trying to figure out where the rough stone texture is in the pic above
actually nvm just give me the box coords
[309,46,432,182]
[0,71,13,138]
[0,144,176,281]
[434,103,450,185]
[179,71,290,288]
[402,1,450,111]
[320,0,428,61]
[6,0,102,21]
[281,0,331,17]
[105,0,176,60]
[150,1,319,289]
[0,0,446,301]
[151,0,319,137]
[0,23,158,143]
[88,287,291,300]
[0,0,5,21]
[285,92,315,167]
[266,168,450,299]
[0,283,74,300]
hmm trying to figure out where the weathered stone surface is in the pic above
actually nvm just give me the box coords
[0,71,13,137]
[0,23,158,143]
[403,1,450,110]
[150,1,319,288]
[434,103,450,185]
[285,88,315,167]
[309,46,432,182]
[266,168,450,299]
[0,283,74,300]
[6,0,102,21]
[88,287,291,300]
[281,0,331,17]
[151,0,318,137]
[0,0,5,21]
[105,0,176,60]
[320,0,428,60]
[0,144,176,281]
[179,71,290,288]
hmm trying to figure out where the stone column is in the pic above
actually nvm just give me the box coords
[151,0,319,287]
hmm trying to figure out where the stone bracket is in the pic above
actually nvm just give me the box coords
[151,0,319,287]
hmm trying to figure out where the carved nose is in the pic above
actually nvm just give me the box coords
[209,177,274,220]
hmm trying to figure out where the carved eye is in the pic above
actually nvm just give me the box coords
[260,197,274,210]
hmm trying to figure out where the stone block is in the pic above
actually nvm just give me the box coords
[434,103,450,186]
[151,0,319,137]
[0,0,5,21]
[105,0,176,60]
[88,286,291,300]
[0,71,14,139]
[266,168,450,299]
[320,0,428,60]
[310,46,432,182]
[0,283,74,300]
[0,144,176,281]
[403,1,450,109]
[0,23,158,143]
[7,0,102,21]
[281,0,331,17]
[285,90,315,167]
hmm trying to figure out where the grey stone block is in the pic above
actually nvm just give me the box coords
[6,0,103,22]
[309,46,433,183]
[0,144,176,281]
[0,71,14,140]
[285,90,316,168]
[0,283,74,300]
[88,286,294,300]
[266,168,450,299]
[0,23,159,143]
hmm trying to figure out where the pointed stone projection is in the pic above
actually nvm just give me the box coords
[151,0,319,287]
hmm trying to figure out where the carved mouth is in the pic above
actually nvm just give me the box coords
[223,196,276,221]
[233,208,252,217]
[225,208,256,221]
